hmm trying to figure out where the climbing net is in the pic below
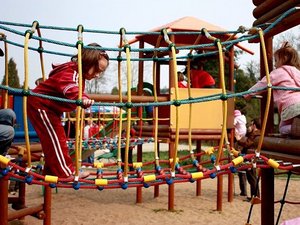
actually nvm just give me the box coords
[0,8,300,194]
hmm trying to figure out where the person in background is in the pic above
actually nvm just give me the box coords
[121,127,136,171]
[177,71,188,88]
[233,109,248,196]
[143,86,154,125]
[245,42,300,137]
[190,60,215,88]
[83,117,101,165]
[0,109,16,156]
[0,49,19,194]
[35,77,44,86]
[0,109,19,194]
[0,50,16,156]
[236,118,261,201]
[234,109,247,140]
[27,43,109,178]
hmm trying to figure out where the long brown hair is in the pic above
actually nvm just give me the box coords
[274,42,300,70]
[72,43,109,74]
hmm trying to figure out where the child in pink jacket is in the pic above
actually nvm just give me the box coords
[245,42,300,135]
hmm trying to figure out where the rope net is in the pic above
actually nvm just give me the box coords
[0,8,300,192]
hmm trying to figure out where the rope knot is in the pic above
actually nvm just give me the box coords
[152,56,158,62]
[76,41,83,49]
[214,38,220,46]
[123,44,131,52]
[22,89,30,96]
[173,100,181,106]
[24,30,34,39]
[220,94,228,101]
[37,47,44,53]
[117,55,123,62]
[75,99,83,106]
[168,43,176,51]
[125,102,133,108]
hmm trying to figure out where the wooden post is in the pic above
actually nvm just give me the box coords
[216,175,223,211]
[228,128,235,202]
[168,142,175,210]
[11,181,26,210]
[168,184,174,211]
[217,141,224,211]
[43,185,52,225]
[136,144,142,203]
[261,168,274,225]
[154,142,160,198]
[228,46,235,92]
[0,176,9,225]
[196,140,201,196]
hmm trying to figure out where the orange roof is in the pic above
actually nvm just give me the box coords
[151,16,226,32]
[128,16,253,54]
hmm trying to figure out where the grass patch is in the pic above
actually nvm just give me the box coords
[132,150,213,170]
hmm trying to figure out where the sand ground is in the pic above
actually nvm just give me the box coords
[7,173,300,225]
[7,143,300,225]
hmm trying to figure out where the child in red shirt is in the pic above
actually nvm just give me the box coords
[190,60,215,88]
[27,43,109,178]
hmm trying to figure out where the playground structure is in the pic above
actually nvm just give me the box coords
[0,2,300,225]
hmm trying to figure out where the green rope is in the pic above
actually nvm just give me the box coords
[2,84,295,109]
[0,8,296,62]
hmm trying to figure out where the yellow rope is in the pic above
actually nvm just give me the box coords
[162,29,179,175]
[215,40,227,166]
[23,21,38,169]
[152,33,163,167]
[116,33,124,169]
[74,24,84,176]
[79,108,85,163]
[120,28,133,179]
[201,28,227,167]
[256,28,271,153]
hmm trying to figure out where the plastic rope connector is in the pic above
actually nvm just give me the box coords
[45,175,59,184]
[0,155,10,165]
[95,179,108,186]
[143,174,156,183]
[76,40,83,49]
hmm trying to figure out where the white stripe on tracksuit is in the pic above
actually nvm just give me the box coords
[38,109,72,176]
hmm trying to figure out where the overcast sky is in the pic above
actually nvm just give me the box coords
[0,0,263,89]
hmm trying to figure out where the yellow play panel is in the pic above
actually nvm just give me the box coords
[170,88,234,130]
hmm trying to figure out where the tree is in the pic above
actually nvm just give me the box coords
[235,63,260,121]
[1,58,20,88]
[273,28,300,50]
[85,50,152,94]
[111,86,119,95]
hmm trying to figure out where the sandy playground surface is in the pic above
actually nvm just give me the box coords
[7,172,300,225]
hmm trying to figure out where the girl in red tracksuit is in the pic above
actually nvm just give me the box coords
[27,43,109,178]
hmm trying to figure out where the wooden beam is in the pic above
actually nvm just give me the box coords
[250,11,300,43]
[8,204,43,221]
[253,0,288,19]
[88,94,168,103]
[253,0,300,26]
[263,11,300,38]
[253,0,265,7]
